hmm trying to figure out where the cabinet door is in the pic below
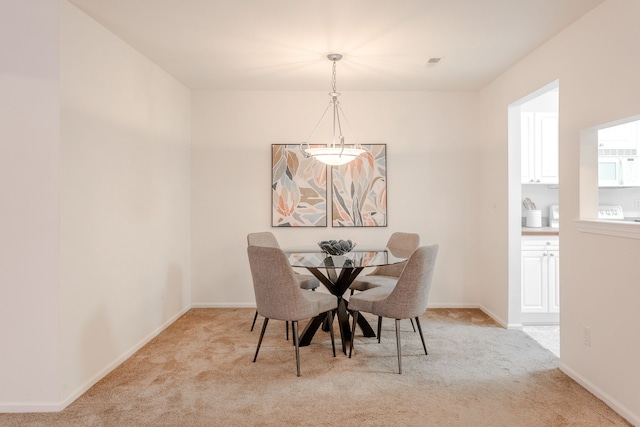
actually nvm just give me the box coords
[598,120,637,151]
[547,250,560,313]
[521,112,535,184]
[521,250,548,313]
[535,112,559,184]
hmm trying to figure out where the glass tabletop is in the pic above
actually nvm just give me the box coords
[286,249,407,269]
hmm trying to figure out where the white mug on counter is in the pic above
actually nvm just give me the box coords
[525,210,542,228]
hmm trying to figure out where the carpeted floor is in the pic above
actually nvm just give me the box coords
[0,308,630,426]
[523,325,560,357]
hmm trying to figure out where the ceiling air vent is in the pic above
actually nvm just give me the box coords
[425,57,442,68]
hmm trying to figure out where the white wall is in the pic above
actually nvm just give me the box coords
[0,0,62,409]
[0,0,191,411]
[520,89,560,224]
[4,0,637,421]
[191,91,480,308]
[599,187,640,216]
[58,1,192,406]
[476,0,640,423]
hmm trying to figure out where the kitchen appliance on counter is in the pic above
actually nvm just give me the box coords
[523,198,541,227]
[549,205,559,228]
[598,150,640,187]
[598,205,624,220]
[598,120,640,187]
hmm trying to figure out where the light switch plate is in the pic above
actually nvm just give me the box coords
[582,326,591,347]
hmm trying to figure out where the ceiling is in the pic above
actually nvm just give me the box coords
[68,0,604,91]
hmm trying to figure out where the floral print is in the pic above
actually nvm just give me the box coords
[272,145,327,227]
[332,145,387,227]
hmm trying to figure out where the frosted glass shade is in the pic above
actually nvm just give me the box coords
[302,146,366,166]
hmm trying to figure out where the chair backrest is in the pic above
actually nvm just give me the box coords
[371,232,420,277]
[247,245,319,321]
[247,231,280,248]
[376,245,439,320]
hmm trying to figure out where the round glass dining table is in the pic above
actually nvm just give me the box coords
[286,249,407,354]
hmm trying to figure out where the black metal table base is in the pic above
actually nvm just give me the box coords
[298,265,376,354]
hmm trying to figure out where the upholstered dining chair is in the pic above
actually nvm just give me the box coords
[349,232,420,294]
[348,245,439,374]
[247,245,337,376]
[349,232,421,336]
[247,232,320,334]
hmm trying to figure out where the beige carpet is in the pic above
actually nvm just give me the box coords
[0,308,630,426]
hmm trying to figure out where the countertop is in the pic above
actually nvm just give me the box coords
[522,226,559,236]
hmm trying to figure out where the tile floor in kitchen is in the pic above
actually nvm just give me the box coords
[523,325,560,357]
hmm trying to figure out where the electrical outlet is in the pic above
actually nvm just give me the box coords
[635,199,640,210]
[582,326,591,347]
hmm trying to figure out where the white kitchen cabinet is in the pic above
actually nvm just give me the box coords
[598,119,638,151]
[521,236,559,324]
[521,112,559,184]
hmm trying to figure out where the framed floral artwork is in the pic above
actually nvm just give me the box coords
[272,144,327,227]
[332,144,387,227]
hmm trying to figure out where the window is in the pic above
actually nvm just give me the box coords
[577,116,640,239]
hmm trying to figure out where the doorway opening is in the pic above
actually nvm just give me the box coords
[507,80,560,356]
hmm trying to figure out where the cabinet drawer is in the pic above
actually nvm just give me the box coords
[522,236,559,251]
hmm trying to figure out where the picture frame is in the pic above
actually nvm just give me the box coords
[271,144,327,227]
[331,144,387,227]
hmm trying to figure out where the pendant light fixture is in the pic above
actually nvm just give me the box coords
[300,54,366,166]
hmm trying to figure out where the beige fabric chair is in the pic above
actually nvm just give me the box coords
[247,232,320,333]
[247,245,337,376]
[349,232,420,336]
[349,232,420,293]
[348,245,438,374]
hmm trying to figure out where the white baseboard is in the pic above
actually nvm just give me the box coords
[558,362,639,427]
[472,306,636,424]
[191,302,255,308]
[188,303,518,331]
[195,303,491,310]
[424,303,515,330]
[0,401,64,413]
[475,304,509,329]
[59,305,192,412]
[426,303,479,309]
[0,305,192,414]
[5,303,635,427]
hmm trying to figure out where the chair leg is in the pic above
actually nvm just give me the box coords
[286,321,289,341]
[349,311,359,358]
[250,310,258,331]
[327,311,336,357]
[377,316,382,343]
[292,321,301,377]
[415,317,428,355]
[253,318,269,362]
[410,318,416,332]
[395,319,402,374]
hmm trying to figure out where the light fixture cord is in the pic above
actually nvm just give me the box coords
[301,55,358,157]
[332,59,359,150]
[331,60,337,93]
[302,59,341,150]
[331,60,346,154]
